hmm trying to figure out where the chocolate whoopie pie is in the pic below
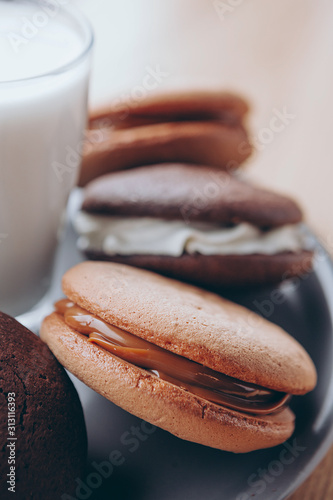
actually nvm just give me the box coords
[40,262,317,453]
[79,91,251,186]
[0,312,87,500]
[74,163,314,287]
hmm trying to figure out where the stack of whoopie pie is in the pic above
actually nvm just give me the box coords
[75,90,313,288]
[41,90,317,457]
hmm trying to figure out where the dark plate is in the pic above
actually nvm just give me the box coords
[19,218,333,500]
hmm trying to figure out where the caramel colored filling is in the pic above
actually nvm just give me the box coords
[89,110,239,131]
[55,299,290,415]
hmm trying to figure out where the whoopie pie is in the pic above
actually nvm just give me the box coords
[41,262,317,453]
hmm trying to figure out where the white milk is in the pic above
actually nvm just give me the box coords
[0,1,92,316]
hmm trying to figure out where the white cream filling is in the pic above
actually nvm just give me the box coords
[74,212,308,257]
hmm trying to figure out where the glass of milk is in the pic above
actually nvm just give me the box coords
[0,0,93,316]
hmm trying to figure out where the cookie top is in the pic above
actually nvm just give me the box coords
[0,312,86,499]
[62,261,316,395]
[90,90,249,128]
[82,164,303,227]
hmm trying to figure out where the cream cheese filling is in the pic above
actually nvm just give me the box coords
[74,212,308,257]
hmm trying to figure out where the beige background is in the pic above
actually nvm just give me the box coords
[75,0,333,244]
[72,1,333,497]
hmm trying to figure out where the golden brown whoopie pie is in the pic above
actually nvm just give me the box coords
[80,91,251,186]
[40,262,317,453]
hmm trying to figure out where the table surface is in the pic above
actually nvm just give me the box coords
[290,449,333,500]
[73,1,333,497]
